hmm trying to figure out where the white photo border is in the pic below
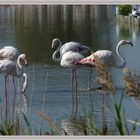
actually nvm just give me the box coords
[0,1,139,140]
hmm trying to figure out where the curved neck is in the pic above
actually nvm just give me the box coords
[115,43,126,69]
[52,43,62,62]
[17,55,24,76]
[17,55,23,70]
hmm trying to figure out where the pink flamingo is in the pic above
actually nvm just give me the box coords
[77,40,133,131]
[0,46,20,61]
[77,40,133,88]
[0,54,28,118]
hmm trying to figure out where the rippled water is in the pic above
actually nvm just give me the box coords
[0,5,140,135]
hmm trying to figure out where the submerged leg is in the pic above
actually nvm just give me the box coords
[87,66,93,90]
[101,89,107,134]
[5,75,9,120]
[12,76,16,122]
[73,70,78,120]
[71,70,75,118]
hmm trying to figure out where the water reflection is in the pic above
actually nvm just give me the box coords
[0,5,118,65]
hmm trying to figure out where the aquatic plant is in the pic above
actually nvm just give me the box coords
[94,56,115,135]
[66,110,102,135]
[123,68,140,97]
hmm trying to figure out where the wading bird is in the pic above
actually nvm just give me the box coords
[51,38,92,61]
[60,51,84,119]
[52,38,94,91]
[78,40,133,68]
[0,54,28,117]
[77,40,133,88]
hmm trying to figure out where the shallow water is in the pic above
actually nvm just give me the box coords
[0,5,140,135]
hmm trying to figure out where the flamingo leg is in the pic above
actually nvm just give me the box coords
[0,93,3,123]
[71,70,75,118]
[87,66,93,90]
[73,69,78,119]
[101,88,107,134]
[12,76,16,122]
[5,75,9,120]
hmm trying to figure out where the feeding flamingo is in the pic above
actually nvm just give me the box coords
[0,54,28,117]
[77,40,133,89]
[77,40,133,131]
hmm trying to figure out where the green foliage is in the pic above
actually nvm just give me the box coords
[0,119,14,135]
[111,94,137,135]
[117,5,132,16]
[112,94,126,135]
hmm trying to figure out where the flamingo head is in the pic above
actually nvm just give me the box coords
[51,38,62,50]
[119,40,133,47]
[19,54,28,67]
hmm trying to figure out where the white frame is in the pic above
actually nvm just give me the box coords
[0,1,139,140]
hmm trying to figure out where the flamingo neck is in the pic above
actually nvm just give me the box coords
[17,55,24,76]
[52,43,62,62]
[115,43,126,69]
[17,55,23,70]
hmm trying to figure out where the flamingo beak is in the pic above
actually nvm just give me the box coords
[52,47,57,51]
[25,62,28,67]
[130,42,133,47]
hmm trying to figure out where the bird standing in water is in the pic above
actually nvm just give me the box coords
[52,38,97,90]
[77,40,133,89]
[0,54,28,118]
[52,38,92,119]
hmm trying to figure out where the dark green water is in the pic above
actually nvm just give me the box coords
[0,5,140,135]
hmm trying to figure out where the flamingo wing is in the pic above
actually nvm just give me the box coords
[60,41,89,56]
[94,50,115,66]
[0,46,20,60]
[0,59,16,74]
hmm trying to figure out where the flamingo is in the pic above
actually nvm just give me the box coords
[0,46,20,61]
[77,40,133,130]
[52,38,93,90]
[60,51,84,119]
[0,54,28,118]
[78,40,133,67]
[77,40,133,89]
[51,38,92,62]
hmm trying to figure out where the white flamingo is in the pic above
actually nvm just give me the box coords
[77,40,133,88]
[59,50,84,119]
[51,38,91,62]
[0,54,28,117]
[52,38,93,90]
